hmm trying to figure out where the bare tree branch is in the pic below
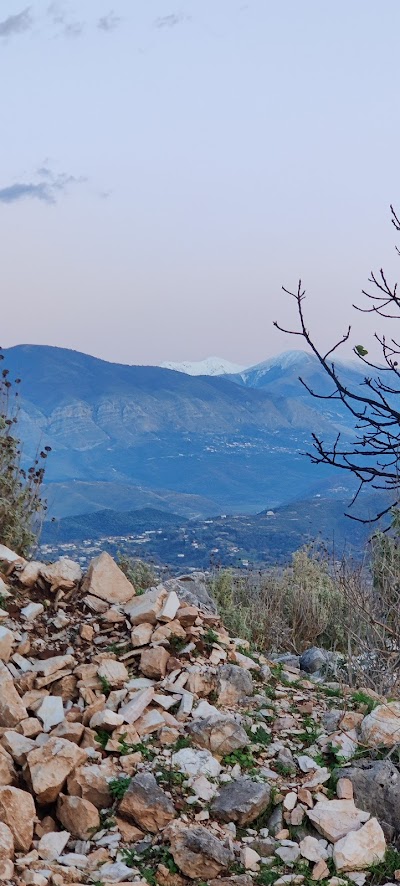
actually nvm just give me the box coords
[276,207,400,524]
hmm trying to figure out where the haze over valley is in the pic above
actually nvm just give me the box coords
[3,343,379,569]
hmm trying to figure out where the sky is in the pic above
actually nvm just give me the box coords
[1,0,400,367]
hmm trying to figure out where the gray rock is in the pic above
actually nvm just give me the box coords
[249,837,276,857]
[217,665,253,705]
[267,804,284,837]
[211,777,271,826]
[335,758,400,841]
[271,654,300,669]
[299,647,327,674]
[169,825,234,879]
[260,664,272,681]
[275,842,301,865]
[97,862,136,882]
[163,572,217,613]
[322,709,343,733]
[277,747,296,773]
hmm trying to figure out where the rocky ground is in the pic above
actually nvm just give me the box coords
[0,545,398,886]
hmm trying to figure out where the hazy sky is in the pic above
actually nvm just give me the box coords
[1,0,400,367]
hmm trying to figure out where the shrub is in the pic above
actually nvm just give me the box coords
[0,350,49,555]
[335,519,400,693]
[210,531,400,694]
[209,545,350,654]
[108,776,131,800]
[117,555,156,593]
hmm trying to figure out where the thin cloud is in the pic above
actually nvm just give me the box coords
[63,21,84,38]
[0,170,86,206]
[0,183,52,204]
[98,11,120,32]
[0,7,32,37]
[47,2,84,38]
[154,12,190,29]
[47,1,66,25]
[36,165,52,178]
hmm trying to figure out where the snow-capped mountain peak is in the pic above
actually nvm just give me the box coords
[160,357,247,376]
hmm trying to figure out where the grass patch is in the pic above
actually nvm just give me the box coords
[222,747,258,774]
[203,627,220,648]
[122,844,179,884]
[95,729,110,750]
[168,635,188,653]
[255,870,281,886]
[369,847,400,886]
[118,736,156,760]
[98,675,111,696]
[156,766,187,789]
[247,724,273,746]
[108,776,131,800]
[320,685,343,698]
[273,760,295,777]
[297,715,321,746]
[173,735,192,751]
[351,690,379,714]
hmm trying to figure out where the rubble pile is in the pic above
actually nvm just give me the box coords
[0,545,397,886]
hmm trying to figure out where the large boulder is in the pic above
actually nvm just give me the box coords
[171,748,221,778]
[307,799,370,842]
[125,587,167,625]
[26,737,87,804]
[67,759,116,808]
[82,551,136,604]
[57,794,100,838]
[188,715,248,755]
[118,772,176,832]
[0,665,28,727]
[211,778,271,826]
[163,573,217,614]
[0,786,36,852]
[140,646,170,679]
[333,818,386,871]
[40,557,82,589]
[217,665,253,706]
[335,758,400,839]
[169,824,234,879]
[299,647,327,674]
[360,702,400,748]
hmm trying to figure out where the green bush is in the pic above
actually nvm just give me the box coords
[0,351,49,556]
[117,555,157,593]
[209,532,400,693]
[209,545,350,654]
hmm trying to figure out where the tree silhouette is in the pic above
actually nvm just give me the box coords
[275,206,400,524]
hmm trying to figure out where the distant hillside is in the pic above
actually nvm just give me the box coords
[3,344,378,520]
[40,494,380,570]
[43,507,186,544]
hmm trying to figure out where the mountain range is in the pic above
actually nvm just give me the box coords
[3,345,369,525]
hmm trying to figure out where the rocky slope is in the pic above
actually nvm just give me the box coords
[0,545,396,885]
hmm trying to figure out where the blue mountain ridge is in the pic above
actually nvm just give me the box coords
[2,344,376,520]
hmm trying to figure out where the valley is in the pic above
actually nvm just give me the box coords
[3,343,385,567]
[40,495,374,573]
